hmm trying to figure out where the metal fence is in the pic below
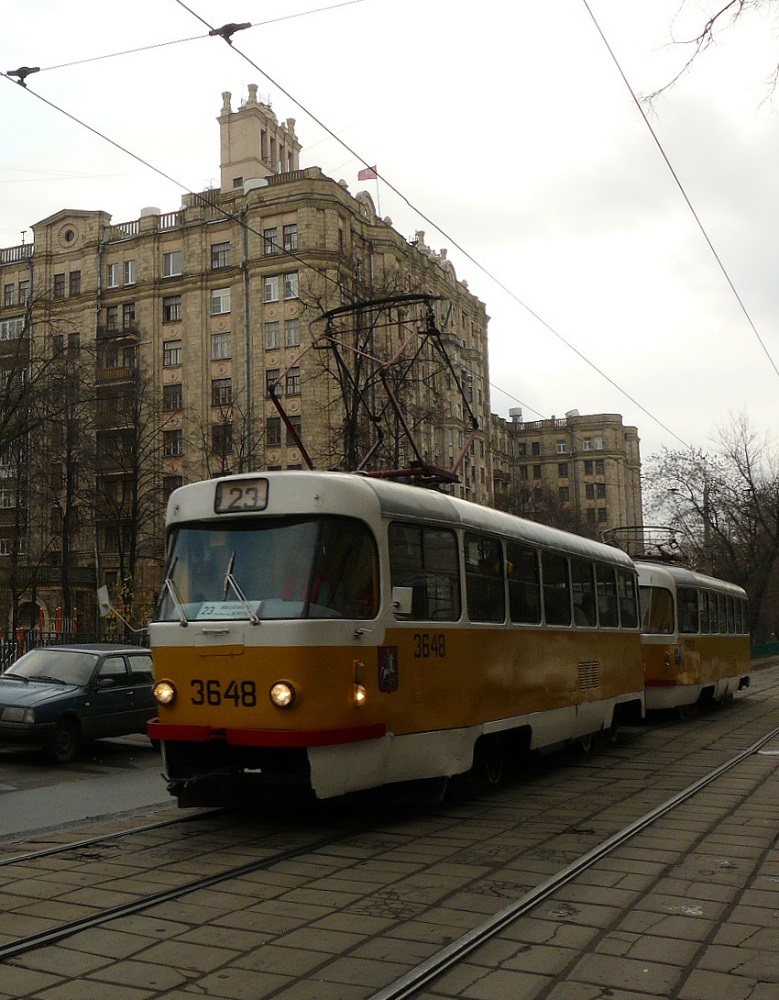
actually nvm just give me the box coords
[0,627,149,673]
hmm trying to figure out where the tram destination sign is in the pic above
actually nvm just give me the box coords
[214,478,269,514]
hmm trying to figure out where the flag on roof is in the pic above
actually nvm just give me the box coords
[358,165,378,180]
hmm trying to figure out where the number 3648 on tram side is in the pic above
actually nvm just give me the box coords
[148,471,650,806]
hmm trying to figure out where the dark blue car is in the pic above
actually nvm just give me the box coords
[0,644,155,762]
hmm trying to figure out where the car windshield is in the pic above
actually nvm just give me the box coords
[7,649,99,686]
[156,515,379,622]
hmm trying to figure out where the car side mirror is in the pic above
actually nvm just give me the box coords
[95,677,116,689]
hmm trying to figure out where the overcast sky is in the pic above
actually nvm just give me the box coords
[2,0,778,465]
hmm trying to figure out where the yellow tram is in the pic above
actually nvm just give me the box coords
[148,471,646,805]
[637,561,750,712]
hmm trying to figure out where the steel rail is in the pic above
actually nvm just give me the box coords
[0,828,356,961]
[0,809,221,868]
[370,724,779,1000]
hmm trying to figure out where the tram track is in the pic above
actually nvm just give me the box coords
[369,722,779,999]
[2,677,778,996]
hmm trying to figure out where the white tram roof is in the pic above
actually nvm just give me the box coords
[634,560,747,599]
[169,471,635,570]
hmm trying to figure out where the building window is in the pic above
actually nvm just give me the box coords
[211,332,232,360]
[519,465,528,480]
[263,228,278,254]
[283,224,298,251]
[597,507,608,523]
[68,332,80,355]
[18,281,29,306]
[596,482,607,499]
[556,441,567,454]
[266,369,280,396]
[557,462,568,478]
[559,486,570,502]
[163,340,182,366]
[586,508,596,523]
[124,260,136,285]
[266,416,281,446]
[164,475,183,496]
[585,483,595,500]
[285,366,300,396]
[533,465,542,480]
[593,436,604,451]
[584,460,593,475]
[211,242,231,269]
[162,250,182,277]
[163,383,182,411]
[264,275,279,302]
[595,459,605,475]
[517,442,527,456]
[284,318,300,347]
[232,176,243,188]
[3,284,14,307]
[106,306,119,332]
[122,303,135,329]
[284,271,299,299]
[286,414,302,445]
[106,263,119,288]
[265,321,280,349]
[211,377,232,407]
[211,287,231,315]
[211,423,233,454]
[583,438,592,452]
[163,295,181,322]
[164,430,183,456]
[211,333,233,361]
[53,273,66,298]
[531,441,540,456]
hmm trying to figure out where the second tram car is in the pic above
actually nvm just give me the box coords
[637,561,750,712]
[148,471,646,805]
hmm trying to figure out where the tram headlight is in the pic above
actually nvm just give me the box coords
[270,681,296,708]
[353,683,367,707]
[153,680,177,706]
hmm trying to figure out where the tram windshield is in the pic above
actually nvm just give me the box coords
[639,585,675,635]
[156,515,379,622]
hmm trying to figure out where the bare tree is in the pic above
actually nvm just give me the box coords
[649,1,779,99]
[92,357,167,632]
[644,415,779,638]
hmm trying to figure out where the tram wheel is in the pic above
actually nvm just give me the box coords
[475,738,504,787]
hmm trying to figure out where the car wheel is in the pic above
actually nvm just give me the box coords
[48,718,82,763]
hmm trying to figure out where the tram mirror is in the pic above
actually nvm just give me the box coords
[392,586,413,616]
[97,585,112,617]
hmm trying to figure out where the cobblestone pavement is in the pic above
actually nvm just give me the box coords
[1,666,778,1000]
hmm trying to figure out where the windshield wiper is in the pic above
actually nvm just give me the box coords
[26,675,66,685]
[161,575,188,628]
[222,551,261,625]
[2,673,29,683]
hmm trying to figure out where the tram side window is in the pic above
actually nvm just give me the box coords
[507,542,541,624]
[542,551,571,626]
[464,533,505,623]
[571,558,596,627]
[741,598,750,634]
[616,569,639,628]
[726,596,736,634]
[677,587,699,634]
[314,519,379,619]
[388,523,461,621]
[718,593,727,633]
[700,591,712,634]
[595,565,619,628]
[638,586,674,634]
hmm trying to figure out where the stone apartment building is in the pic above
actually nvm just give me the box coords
[491,408,643,540]
[0,85,491,632]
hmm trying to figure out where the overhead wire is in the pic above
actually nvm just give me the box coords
[172,0,692,449]
[2,2,731,450]
[580,0,779,382]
